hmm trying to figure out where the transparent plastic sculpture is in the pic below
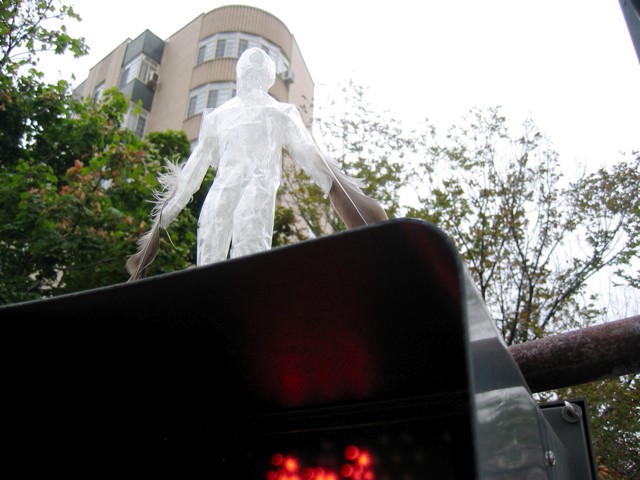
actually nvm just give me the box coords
[127,48,387,280]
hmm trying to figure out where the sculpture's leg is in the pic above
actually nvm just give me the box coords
[196,181,243,266]
[230,179,277,259]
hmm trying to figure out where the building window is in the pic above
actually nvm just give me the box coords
[123,105,149,138]
[197,45,206,64]
[187,96,198,118]
[238,39,248,56]
[120,55,159,87]
[215,39,226,58]
[119,68,130,89]
[93,82,105,102]
[187,82,235,118]
[139,60,151,83]
[196,33,290,74]
[135,115,146,138]
[207,90,219,109]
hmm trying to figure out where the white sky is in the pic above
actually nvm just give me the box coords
[40,0,640,172]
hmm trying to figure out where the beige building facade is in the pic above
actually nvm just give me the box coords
[75,5,315,142]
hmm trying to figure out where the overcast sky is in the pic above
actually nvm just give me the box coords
[40,0,640,172]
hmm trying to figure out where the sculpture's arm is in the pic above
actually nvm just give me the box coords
[160,118,219,228]
[283,106,333,194]
[126,113,219,280]
[283,106,387,229]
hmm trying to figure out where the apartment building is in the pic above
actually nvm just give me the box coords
[74,5,315,142]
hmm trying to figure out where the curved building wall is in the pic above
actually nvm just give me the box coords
[190,58,237,88]
[288,36,315,124]
[200,5,293,55]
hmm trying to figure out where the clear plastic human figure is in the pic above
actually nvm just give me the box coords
[127,48,386,280]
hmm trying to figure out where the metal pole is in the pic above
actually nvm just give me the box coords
[509,315,640,393]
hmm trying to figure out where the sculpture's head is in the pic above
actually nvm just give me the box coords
[236,47,276,94]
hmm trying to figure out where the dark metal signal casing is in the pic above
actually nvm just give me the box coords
[2,219,595,478]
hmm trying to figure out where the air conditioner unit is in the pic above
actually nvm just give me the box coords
[146,72,159,89]
[279,69,295,85]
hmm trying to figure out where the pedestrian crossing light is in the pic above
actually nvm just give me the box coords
[3,220,596,478]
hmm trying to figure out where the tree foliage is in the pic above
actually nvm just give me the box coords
[0,88,196,304]
[0,1,198,304]
[408,107,639,344]
[0,0,87,76]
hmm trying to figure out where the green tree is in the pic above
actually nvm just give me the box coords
[0,0,87,76]
[1,74,142,174]
[0,0,89,173]
[1,75,69,171]
[0,1,199,304]
[0,89,196,304]
[408,107,639,345]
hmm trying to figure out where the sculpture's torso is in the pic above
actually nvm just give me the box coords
[213,97,286,185]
